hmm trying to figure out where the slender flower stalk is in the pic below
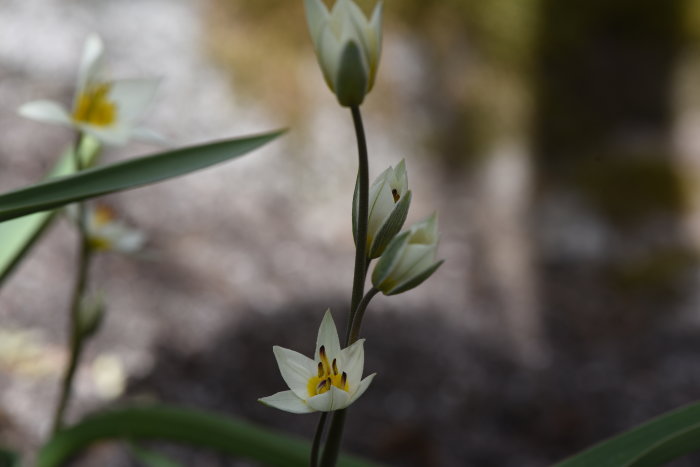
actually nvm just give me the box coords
[318,105,370,467]
[50,135,93,435]
[347,105,370,338]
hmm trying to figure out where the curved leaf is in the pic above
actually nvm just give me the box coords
[554,401,700,467]
[38,405,377,467]
[0,130,284,222]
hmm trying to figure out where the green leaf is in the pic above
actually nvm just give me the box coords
[0,131,284,222]
[555,401,700,467]
[38,405,378,467]
[129,443,183,467]
[0,137,101,285]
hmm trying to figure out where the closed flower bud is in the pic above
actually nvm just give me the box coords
[372,213,443,295]
[304,0,383,106]
[353,160,411,259]
[78,293,105,339]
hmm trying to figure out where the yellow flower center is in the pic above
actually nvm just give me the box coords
[307,345,348,396]
[73,83,117,126]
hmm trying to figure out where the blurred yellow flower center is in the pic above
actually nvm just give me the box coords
[307,345,348,396]
[86,205,116,251]
[73,83,117,126]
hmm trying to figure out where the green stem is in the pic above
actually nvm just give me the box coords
[321,106,370,467]
[319,409,346,467]
[348,288,379,345]
[346,105,370,344]
[50,134,93,436]
[309,412,328,467]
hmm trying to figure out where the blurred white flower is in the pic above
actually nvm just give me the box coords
[259,310,375,413]
[304,0,383,106]
[19,34,160,145]
[68,203,145,253]
[372,213,443,295]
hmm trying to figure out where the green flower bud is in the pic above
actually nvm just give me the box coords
[353,160,411,259]
[78,293,105,339]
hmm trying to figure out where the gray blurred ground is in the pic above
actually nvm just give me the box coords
[3,1,700,467]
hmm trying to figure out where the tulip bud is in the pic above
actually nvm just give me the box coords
[78,293,105,339]
[304,0,383,106]
[353,160,411,259]
[372,213,443,295]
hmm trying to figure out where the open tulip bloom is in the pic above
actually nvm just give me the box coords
[259,310,375,413]
[19,34,160,145]
[304,0,383,106]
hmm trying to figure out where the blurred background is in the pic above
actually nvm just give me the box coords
[3,0,700,465]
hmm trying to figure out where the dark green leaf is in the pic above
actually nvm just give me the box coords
[0,131,283,222]
[555,401,700,467]
[38,404,378,467]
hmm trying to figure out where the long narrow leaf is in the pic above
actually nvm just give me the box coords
[554,401,700,467]
[37,405,377,467]
[0,131,283,222]
[0,137,100,284]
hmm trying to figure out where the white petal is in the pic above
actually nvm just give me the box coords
[18,100,72,126]
[78,123,132,146]
[77,34,105,96]
[344,0,373,57]
[392,244,436,283]
[317,23,344,90]
[307,385,351,412]
[303,0,330,46]
[129,127,169,145]
[113,230,146,253]
[109,78,160,124]
[393,159,408,195]
[315,309,341,362]
[367,176,394,239]
[339,338,365,390]
[349,373,375,403]
[259,390,314,414]
[273,346,315,400]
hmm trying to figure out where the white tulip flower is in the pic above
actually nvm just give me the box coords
[304,0,383,106]
[354,159,411,259]
[67,204,145,253]
[259,310,375,413]
[19,34,160,146]
[372,213,443,295]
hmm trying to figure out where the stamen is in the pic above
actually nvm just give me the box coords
[332,358,338,375]
[319,345,330,373]
[340,372,347,388]
[392,188,400,202]
[317,362,324,378]
[316,379,327,393]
